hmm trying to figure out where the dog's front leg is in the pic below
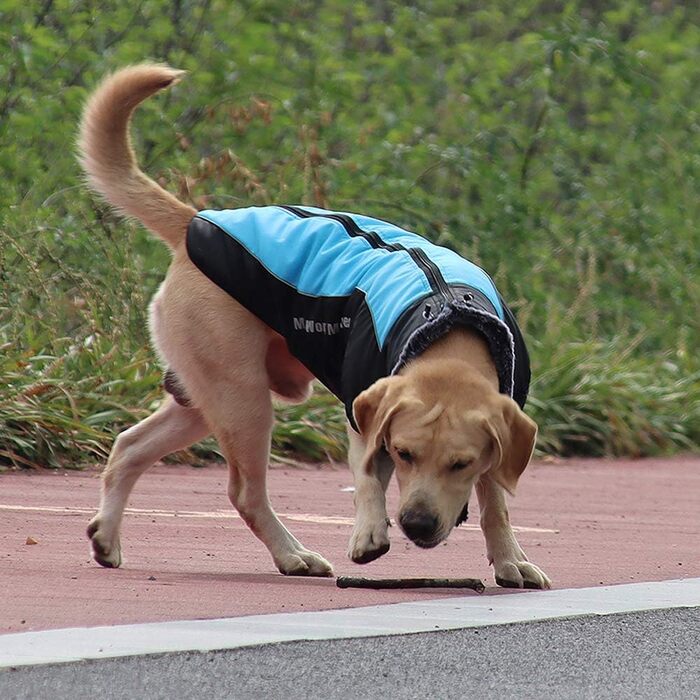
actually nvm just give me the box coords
[476,474,551,589]
[346,425,393,564]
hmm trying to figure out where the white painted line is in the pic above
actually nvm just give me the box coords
[0,578,698,668]
[0,504,557,533]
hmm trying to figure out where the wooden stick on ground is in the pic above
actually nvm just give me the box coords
[336,576,485,593]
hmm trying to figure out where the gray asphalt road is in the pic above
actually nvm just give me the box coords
[1,607,698,700]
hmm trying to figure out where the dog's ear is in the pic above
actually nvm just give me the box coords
[352,377,406,473]
[483,397,537,495]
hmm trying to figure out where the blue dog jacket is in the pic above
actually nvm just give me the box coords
[185,205,530,427]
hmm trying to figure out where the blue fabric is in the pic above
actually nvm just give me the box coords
[197,206,504,348]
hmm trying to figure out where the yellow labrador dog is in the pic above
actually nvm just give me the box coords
[79,64,550,589]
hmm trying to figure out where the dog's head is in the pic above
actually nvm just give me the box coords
[352,362,537,548]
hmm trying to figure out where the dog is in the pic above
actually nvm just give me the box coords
[78,64,551,589]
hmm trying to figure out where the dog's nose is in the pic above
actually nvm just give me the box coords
[399,510,439,544]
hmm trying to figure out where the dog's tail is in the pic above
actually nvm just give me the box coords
[77,64,196,249]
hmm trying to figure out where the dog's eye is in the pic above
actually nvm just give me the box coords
[397,449,414,464]
[450,460,472,472]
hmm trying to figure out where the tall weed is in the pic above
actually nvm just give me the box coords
[1,1,698,466]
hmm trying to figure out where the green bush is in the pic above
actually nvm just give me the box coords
[1,1,698,467]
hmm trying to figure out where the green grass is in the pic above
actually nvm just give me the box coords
[529,338,700,457]
[1,1,698,467]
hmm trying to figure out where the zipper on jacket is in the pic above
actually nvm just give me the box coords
[279,205,454,300]
[408,248,452,299]
[280,206,388,250]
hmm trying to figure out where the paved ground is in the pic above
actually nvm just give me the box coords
[1,456,698,697]
[1,456,698,633]
[2,607,698,700]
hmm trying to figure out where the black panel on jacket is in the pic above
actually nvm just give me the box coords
[187,216,360,398]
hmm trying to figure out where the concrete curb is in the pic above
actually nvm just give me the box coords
[2,577,698,668]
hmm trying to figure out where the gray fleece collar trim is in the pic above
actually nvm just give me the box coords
[390,301,516,398]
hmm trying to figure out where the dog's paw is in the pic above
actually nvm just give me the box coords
[494,559,551,590]
[347,519,390,564]
[87,517,122,568]
[276,548,334,577]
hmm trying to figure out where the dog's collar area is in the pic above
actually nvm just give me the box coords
[391,296,516,401]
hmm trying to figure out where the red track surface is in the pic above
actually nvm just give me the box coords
[1,456,698,634]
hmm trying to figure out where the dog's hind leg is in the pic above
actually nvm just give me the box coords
[201,378,333,577]
[87,395,210,568]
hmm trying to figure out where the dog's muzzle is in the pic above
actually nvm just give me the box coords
[399,509,441,548]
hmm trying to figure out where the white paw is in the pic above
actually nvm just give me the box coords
[276,548,334,577]
[347,518,390,564]
[86,517,122,568]
[494,559,551,590]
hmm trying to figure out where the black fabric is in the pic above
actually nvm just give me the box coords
[499,294,531,410]
[186,216,365,398]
